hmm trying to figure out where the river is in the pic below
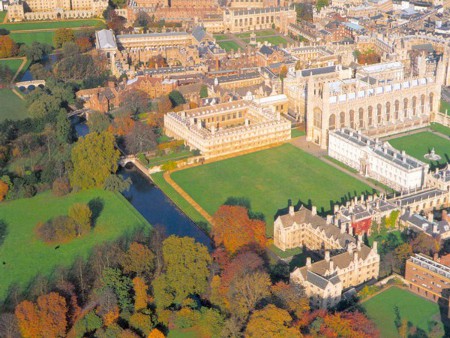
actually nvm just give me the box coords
[71,117,212,248]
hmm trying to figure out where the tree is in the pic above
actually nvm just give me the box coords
[271,282,309,319]
[120,90,151,115]
[124,122,157,154]
[68,203,92,236]
[393,243,412,274]
[0,36,18,58]
[69,131,120,190]
[410,232,440,256]
[109,116,135,136]
[103,174,131,193]
[75,36,92,52]
[152,236,211,308]
[61,42,80,58]
[133,277,149,311]
[0,179,8,201]
[148,328,165,338]
[245,305,297,338]
[316,0,329,11]
[101,268,134,312]
[212,205,266,254]
[87,111,110,133]
[20,42,52,62]
[30,63,51,80]
[56,110,74,144]
[0,313,20,338]
[53,28,75,48]
[279,65,288,93]
[74,311,103,336]
[52,177,71,196]
[200,85,208,99]
[15,292,67,338]
[121,242,155,277]
[168,90,186,107]
[129,311,153,336]
[0,64,14,86]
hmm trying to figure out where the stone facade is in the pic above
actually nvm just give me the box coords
[164,94,291,159]
[328,128,429,191]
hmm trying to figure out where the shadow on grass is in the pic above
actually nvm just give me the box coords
[88,197,104,227]
[0,220,7,247]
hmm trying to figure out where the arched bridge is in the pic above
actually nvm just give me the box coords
[15,80,46,91]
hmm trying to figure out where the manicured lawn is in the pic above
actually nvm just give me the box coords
[236,29,275,38]
[256,36,287,45]
[431,122,450,137]
[440,100,450,114]
[388,131,450,167]
[0,11,6,22]
[0,89,28,121]
[217,40,241,51]
[11,31,55,46]
[171,144,375,236]
[0,189,151,301]
[2,19,104,31]
[213,34,228,41]
[147,150,194,167]
[151,172,210,231]
[291,128,305,138]
[362,286,444,338]
[0,58,23,75]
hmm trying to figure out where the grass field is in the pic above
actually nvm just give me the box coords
[217,40,241,51]
[236,29,275,38]
[171,144,375,236]
[0,11,6,23]
[213,34,228,41]
[431,122,450,137]
[291,128,305,138]
[2,19,104,31]
[11,31,55,46]
[388,131,450,167]
[0,189,151,301]
[0,58,23,75]
[362,286,444,338]
[256,36,288,45]
[0,89,28,121]
[440,100,450,114]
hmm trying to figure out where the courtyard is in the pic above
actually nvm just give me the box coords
[387,131,450,168]
[170,143,375,236]
[214,29,290,51]
[362,286,445,337]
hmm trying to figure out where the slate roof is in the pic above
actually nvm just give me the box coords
[192,26,207,43]
[96,29,117,49]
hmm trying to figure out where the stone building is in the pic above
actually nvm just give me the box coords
[328,128,429,191]
[290,239,380,308]
[405,253,450,304]
[274,205,355,252]
[306,62,441,148]
[164,94,290,159]
[223,6,296,34]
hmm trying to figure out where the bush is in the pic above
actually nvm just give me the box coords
[52,177,71,197]
[36,215,78,243]
[161,161,177,171]
[68,203,92,236]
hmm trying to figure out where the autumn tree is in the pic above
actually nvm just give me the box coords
[15,292,68,338]
[0,313,20,338]
[123,122,157,154]
[53,28,75,48]
[133,277,149,311]
[87,111,110,133]
[152,236,211,308]
[245,304,298,338]
[0,35,18,58]
[393,243,413,274]
[121,242,155,277]
[69,131,120,190]
[410,232,440,256]
[109,116,135,136]
[75,36,93,52]
[68,203,92,236]
[148,328,165,338]
[319,311,379,338]
[271,282,310,319]
[212,205,266,254]
[120,90,151,115]
[0,179,9,201]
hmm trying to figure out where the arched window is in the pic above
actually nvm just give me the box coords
[386,102,391,122]
[340,112,345,128]
[349,110,355,129]
[359,108,364,128]
[368,106,373,126]
[329,114,336,130]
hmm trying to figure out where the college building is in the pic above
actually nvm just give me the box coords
[164,93,291,159]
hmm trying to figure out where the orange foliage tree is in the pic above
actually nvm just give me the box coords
[212,205,266,254]
[148,328,165,338]
[0,36,18,58]
[15,292,68,338]
[0,179,8,201]
[122,242,155,277]
[133,277,149,311]
[245,304,298,338]
[109,116,135,136]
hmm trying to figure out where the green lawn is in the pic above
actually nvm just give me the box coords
[151,172,210,231]
[431,122,450,137]
[2,19,104,31]
[236,29,275,38]
[256,36,287,45]
[0,189,151,301]
[213,34,228,41]
[11,31,55,46]
[291,128,305,138]
[0,11,6,23]
[0,58,23,75]
[440,100,450,114]
[362,286,444,338]
[171,144,375,236]
[217,40,241,52]
[0,89,28,121]
[147,150,194,167]
[388,131,450,167]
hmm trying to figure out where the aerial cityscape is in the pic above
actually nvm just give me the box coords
[1,0,450,335]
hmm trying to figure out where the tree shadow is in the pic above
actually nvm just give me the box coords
[0,220,7,247]
[223,196,265,221]
[88,198,104,227]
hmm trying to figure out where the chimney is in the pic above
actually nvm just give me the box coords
[433,224,438,234]
[311,206,317,216]
[329,260,334,272]
[443,210,449,222]
[334,204,339,213]
[289,205,295,216]
[372,241,378,253]
[354,251,358,262]
[434,252,439,262]
[428,212,434,222]
[325,251,330,262]
[306,257,312,268]
[340,223,346,234]
[349,225,354,236]
[361,194,364,203]
[326,215,333,224]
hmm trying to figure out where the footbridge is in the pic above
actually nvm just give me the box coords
[15,80,46,91]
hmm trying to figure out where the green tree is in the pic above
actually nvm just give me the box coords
[56,110,74,144]
[87,111,111,133]
[74,311,103,336]
[69,131,120,190]
[316,0,329,11]
[101,268,134,312]
[168,90,186,107]
[20,42,52,62]
[200,85,208,99]
[103,174,131,193]
[53,28,75,48]
[152,236,211,308]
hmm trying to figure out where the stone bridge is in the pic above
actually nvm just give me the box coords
[119,155,137,167]
[15,80,46,91]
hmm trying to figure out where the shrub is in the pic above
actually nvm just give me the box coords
[161,161,177,171]
[68,203,92,236]
[52,177,71,197]
[36,216,78,243]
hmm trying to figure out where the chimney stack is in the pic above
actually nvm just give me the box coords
[433,224,438,234]
[306,257,312,268]
[428,212,434,222]
[329,260,334,272]
[311,206,317,216]
[443,210,449,222]
[372,241,378,253]
[289,205,295,216]
[340,223,346,233]
[325,251,330,262]
[326,215,333,224]
[349,224,354,236]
